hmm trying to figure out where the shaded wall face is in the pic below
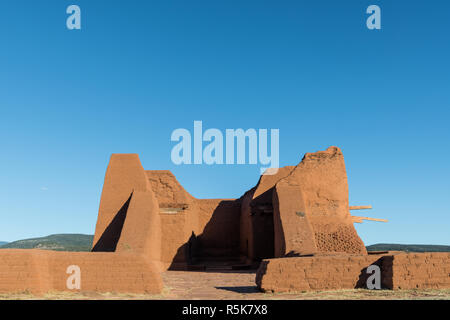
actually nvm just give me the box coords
[239,189,255,261]
[161,199,242,269]
[239,167,297,261]
[146,169,244,268]
[250,190,275,260]
[195,199,241,258]
[251,209,275,260]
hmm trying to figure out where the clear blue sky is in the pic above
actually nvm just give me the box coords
[0,1,449,245]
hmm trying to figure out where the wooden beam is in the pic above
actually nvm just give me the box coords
[349,205,373,210]
[352,216,388,223]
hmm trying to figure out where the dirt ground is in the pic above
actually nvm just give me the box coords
[1,270,449,300]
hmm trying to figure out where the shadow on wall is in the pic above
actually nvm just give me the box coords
[250,188,276,260]
[169,200,241,269]
[355,257,384,289]
[255,260,269,289]
[92,194,132,252]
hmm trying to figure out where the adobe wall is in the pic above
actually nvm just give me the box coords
[158,199,242,269]
[146,170,194,208]
[0,250,47,294]
[92,148,366,268]
[146,170,242,268]
[159,209,193,269]
[92,154,152,251]
[146,170,199,269]
[115,191,162,269]
[273,146,366,255]
[0,250,162,295]
[382,252,450,289]
[240,147,366,260]
[256,254,385,292]
[256,252,450,292]
[272,184,317,257]
[240,167,295,261]
[195,199,241,258]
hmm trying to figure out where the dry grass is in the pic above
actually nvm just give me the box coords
[261,288,450,300]
[0,288,449,300]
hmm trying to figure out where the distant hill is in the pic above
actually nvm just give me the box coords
[0,234,93,252]
[1,235,448,254]
[367,243,450,253]
[0,241,8,246]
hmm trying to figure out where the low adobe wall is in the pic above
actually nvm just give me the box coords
[382,252,450,289]
[256,254,385,292]
[256,252,450,292]
[0,249,162,295]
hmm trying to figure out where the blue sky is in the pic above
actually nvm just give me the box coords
[0,1,449,245]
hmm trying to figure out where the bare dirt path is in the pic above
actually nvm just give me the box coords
[161,270,263,300]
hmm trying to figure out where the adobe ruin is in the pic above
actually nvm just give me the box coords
[91,146,368,270]
[0,146,448,294]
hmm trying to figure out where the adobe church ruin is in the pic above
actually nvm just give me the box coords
[92,146,368,269]
[0,146,448,294]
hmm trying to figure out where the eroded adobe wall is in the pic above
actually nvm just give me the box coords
[146,170,199,269]
[275,147,367,255]
[239,167,295,260]
[272,184,317,257]
[146,170,243,267]
[256,254,388,292]
[241,146,366,260]
[159,210,192,269]
[195,199,241,258]
[146,170,194,208]
[157,198,242,268]
[0,250,48,294]
[256,252,450,292]
[382,253,450,289]
[45,251,162,293]
[0,250,163,295]
[239,188,255,261]
[92,154,152,251]
[115,190,162,268]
